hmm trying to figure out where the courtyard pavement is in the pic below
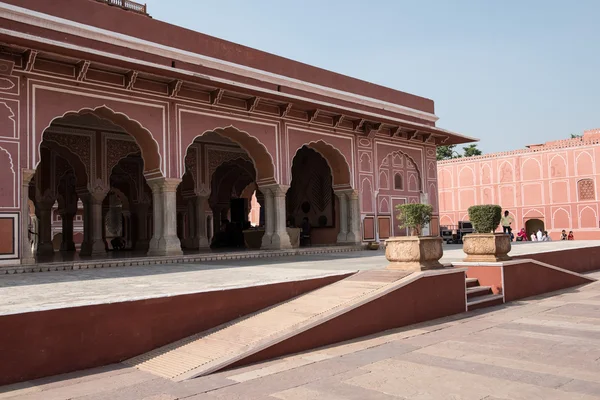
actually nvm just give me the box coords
[1,270,599,399]
[1,240,599,316]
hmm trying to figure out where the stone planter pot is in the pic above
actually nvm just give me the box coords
[385,236,443,271]
[463,233,511,262]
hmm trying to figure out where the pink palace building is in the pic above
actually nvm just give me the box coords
[0,0,473,265]
[438,129,600,240]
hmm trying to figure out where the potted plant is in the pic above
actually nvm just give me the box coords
[385,203,443,271]
[463,205,512,262]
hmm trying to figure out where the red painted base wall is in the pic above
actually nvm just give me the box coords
[227,271,467,371]
[514,246,600,273]
[503,262,593,302]
[0,274,351,386]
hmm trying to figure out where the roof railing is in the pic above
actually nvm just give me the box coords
[95,0,148,16]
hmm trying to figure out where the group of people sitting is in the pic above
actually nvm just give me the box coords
[502,210,574,242]
[514,228,570,242]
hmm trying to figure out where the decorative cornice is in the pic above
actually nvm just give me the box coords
[168,79,183,98]
[125,70,138,90]
[246,96,260,112]
[210,88,225,105]
[0,2,441,123]
[0,26,475,143]
[307,109,320,124]
[23,49,37,72]
[75,60,90,81]
[279,103,293,118]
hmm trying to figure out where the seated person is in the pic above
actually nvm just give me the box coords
[516,228,527,242]
[300,217,311,246]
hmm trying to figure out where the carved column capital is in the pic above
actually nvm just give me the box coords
[87,179,110,203]
[148,177,181,193]
[194,183,211,198]
[259,184,289,197]
[22,168,35,186]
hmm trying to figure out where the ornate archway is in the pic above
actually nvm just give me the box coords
[182,126,276,185]
[293,140,352,189]
[288,143,359,245]
[37,106,163,179]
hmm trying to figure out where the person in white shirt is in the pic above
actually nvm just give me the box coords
[536,229,543,241]
[542,231,552,241]
[530,233,537,241]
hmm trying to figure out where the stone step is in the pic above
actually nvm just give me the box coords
[465,277,479,288]
[466,285,493,299]
[467,293,504,311]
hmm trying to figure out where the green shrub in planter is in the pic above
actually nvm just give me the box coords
[395,203,433,236]
[468,205,502,233]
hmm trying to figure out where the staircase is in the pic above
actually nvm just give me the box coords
[466,277,503,311]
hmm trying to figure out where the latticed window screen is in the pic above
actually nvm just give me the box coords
[578,179,595,201]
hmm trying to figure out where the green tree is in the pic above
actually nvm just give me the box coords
[463,144,482,157]
[571,134,582,139]
[436,145,462,161]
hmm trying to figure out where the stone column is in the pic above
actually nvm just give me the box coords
[133,198,150,251]
[347,190,361,244]
[59,211,76,252]
[77,189,92,256]
[20,169,35,264]
[335,190,349,243]
[185,198,197,249]
[195,194,210,249]
[122,211,132,248]
[34,190,56,257]
[148,178,182,256]
[260,187,274,248]
[260,184,291,250]
[90,187,109,256]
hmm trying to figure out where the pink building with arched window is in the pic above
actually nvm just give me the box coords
[438,129,600,240]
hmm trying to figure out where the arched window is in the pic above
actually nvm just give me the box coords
[394,173,403,190]
[578,179,595,201]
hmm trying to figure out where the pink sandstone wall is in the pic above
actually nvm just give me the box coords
[438,132,600,240]
[0,3,461,262]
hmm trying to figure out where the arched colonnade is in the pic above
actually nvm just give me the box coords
[21,108,360,264]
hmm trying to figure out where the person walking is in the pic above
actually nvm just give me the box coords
[501,210,513,235]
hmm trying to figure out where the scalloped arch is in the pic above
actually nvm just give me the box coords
[41,140,88,188]
[39,106,163,178]
[292,140,352,189]
[182,126,276,185]
[379,149,423,192]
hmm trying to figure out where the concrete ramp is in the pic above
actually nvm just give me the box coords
[123,269,466,381]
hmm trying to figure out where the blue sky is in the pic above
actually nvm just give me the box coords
[144,0,599,154]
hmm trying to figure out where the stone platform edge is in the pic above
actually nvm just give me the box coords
[1,245,365,275]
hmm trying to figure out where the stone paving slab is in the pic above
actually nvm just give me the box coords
[2,241,598,316]
[2,271,600,399]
